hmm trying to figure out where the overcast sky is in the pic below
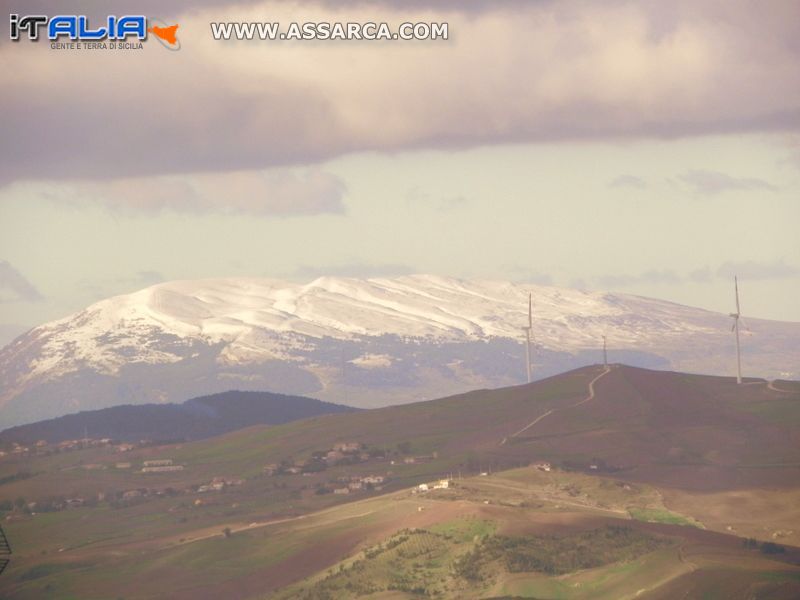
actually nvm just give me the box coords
[1,0,799,346]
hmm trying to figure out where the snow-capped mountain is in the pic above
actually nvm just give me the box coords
[1,275,798,428]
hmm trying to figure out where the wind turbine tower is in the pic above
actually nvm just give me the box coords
[602,335,608,368]
[729,276,743,384]
[522,293,533,383]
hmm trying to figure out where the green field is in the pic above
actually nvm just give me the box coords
[628,508,699,527]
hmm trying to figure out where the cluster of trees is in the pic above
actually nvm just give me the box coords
[284,442,394,477]
[105,487,182,509]
[313,479,380,495]
[0,486,190,515]
[743,538,785,555]
[363,530,414,559]
[0,470,35,486]
[0,494,99,513]
[0,497,28,512]
[455,525,670,578]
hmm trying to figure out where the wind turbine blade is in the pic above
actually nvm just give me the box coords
[735,276,740,314]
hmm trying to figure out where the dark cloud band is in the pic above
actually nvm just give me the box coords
[2,0,799,186]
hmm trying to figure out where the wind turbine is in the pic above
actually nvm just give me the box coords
[522,293,533,383]
[602,335,608,368]
[729,276,743,384]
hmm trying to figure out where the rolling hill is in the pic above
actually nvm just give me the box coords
[111,364,799,491]
[0,390,356,445]
[0,365,798,598]
[2,275,798,428]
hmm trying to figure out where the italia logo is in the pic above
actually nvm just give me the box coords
[9,14,180,50]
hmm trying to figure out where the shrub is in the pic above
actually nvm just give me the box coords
[760,542,785,555]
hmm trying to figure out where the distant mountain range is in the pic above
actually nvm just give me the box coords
[0,390,356,445]
[1,275,798,428]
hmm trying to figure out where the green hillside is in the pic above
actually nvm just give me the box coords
[0,365,798,598]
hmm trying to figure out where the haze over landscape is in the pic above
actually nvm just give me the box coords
[1,0,799,598]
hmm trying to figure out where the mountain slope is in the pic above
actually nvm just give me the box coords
[3,366,798,515]
[1,365,799,600]
[0,390,356,445]
[158,364,800,491]
[1,275,798,427]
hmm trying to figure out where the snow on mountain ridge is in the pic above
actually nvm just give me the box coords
[23,275,722,372]
[127,275,706,340]
[0,273,729,399]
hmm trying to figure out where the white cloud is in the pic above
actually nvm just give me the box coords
[36,168,347,216]
[679,170,777,195]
